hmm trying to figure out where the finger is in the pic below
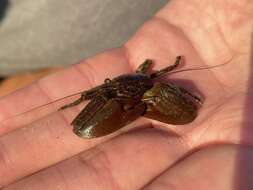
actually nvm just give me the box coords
[0,48,130,135]
[142,144,253,190]
[0,107,151,187]
[3,128,190,190]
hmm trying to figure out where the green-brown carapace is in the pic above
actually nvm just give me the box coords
[60,56,202,138]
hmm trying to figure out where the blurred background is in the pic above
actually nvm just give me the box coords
[0,0,168,96]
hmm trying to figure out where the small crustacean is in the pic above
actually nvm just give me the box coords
[59,56,202,138]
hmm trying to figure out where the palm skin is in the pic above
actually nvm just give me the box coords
[0,0,252,189]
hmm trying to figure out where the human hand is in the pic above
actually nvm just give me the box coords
[0,0,252,189]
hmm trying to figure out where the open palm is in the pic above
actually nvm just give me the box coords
[0,0,252,189]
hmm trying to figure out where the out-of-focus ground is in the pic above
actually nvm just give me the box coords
[0,68,60,97]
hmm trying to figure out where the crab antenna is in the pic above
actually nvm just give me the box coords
[7,91,83,119]
[167,61,230,75]
[151,56,231,79]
